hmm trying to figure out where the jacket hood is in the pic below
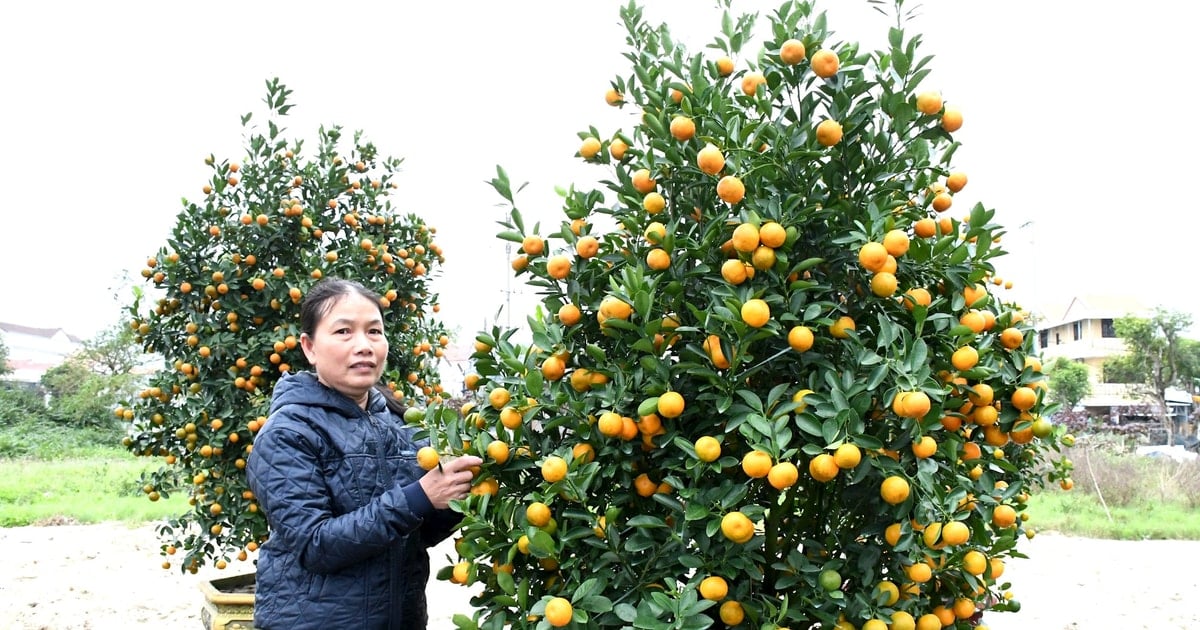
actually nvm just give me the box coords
[269,371,388,418]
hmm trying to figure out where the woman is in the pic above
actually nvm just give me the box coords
[247,278,480,629]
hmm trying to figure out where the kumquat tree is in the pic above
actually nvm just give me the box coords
[433,1,1075,629]
[119,78,451,573]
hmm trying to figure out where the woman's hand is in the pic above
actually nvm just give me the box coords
[418,455,482,509]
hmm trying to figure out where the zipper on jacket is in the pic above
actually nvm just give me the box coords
[364,411,390,489]
[367,408,405,628]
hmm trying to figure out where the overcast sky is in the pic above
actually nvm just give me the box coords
[2,0,1197,342]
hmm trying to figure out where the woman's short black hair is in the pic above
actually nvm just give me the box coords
[299,278,384,337]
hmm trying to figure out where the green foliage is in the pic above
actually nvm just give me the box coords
[1028,448,1200,539]
[40,359,90,400]
[42,359,139,429]
[0,332,10,376]
[120,78,450,573]
[6,437,1195,540]
[36,322,143,429]
[436,2,1070,629]
[1110,308,1195,442]
[0,413,125,459]
[77,321,145,375]
[1102,353,1141,384]
[0,449,187,527]
[1177,337,1200,395]
[0,384,46,430]
[1112,309,1194,391]
[1046,357,1090,409]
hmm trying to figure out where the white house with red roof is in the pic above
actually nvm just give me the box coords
[0,322,85,385]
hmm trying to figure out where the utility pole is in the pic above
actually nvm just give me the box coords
[497,240,524,330]
[504,241,513,328]
[1017,220,1037,319]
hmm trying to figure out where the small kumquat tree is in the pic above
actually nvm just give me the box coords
[120,78,451,573]
[434,1,1074,629]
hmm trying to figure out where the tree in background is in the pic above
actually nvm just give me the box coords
[1046,357,1091,411]
[1179,339,1200,397]
[78,320,145,376]
[119,79,450,573]
[41,359,136,429]
[39,323,143,429]
[0,331,41,429]
[437,2,1071,628]
[1110,309,1194,445]
[0,332,10,376]
[1102,353,1141,385]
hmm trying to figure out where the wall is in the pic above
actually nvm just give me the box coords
[0,325,83,385]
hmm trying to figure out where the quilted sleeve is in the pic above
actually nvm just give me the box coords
[420,507,463,547]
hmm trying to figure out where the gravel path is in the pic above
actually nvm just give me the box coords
[1,522,1197,629]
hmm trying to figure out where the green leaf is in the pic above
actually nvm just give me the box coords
[893,46,910,76]
[497,570,516,595]
[745,413,773,439]
[578,595,615,614]
[529,529,556,557]
[524,369,544,399]
[866,364,888,390]
[627,514,668,528]
[585,343,607,363]
[496,230,524,243]
[797,414,823,438]
[906,339,929,372]
[830,387,849,411]
[734,389,764,413]
[573,577,604,601]
[821,417,839,444]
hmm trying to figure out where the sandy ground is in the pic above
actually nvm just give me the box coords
[0,522,1197,629]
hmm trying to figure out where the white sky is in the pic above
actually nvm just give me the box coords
[2,0,1197,342]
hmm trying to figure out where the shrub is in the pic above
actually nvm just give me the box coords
[1172,459,1200,509]
[0,413,127,459]
[0,332,11,377]
[42,358,139,429]
[0,384,47,429]
[434,2,1071,628]
[1063,446,1141,508]
[1057,445,1200,514]
[120,79,449,572]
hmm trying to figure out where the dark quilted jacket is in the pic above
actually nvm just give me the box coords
[246,372,459,629]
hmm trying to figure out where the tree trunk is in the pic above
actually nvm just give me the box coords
[1156,394,1175,446]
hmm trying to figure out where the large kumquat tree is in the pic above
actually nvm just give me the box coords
[120,78,451,573]
[434,2,1074,629]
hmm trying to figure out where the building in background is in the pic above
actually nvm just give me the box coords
[1033,296,1193,432]
[0,322,84,386]
[1035,295,1146,379]
[436,342,475,399]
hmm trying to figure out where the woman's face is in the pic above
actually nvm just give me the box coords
[300,292,388,406]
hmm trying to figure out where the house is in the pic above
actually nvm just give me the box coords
[436,342,476,399]
[1035,295,1148,379]
[0,322,85,386]
[1032,296,1193,432]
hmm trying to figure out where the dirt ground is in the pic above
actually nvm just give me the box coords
[0,522,1197,629]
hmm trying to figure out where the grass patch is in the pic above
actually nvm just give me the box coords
[0,418,186,526]
[0,454,188,526]
[1026,491,1200,540]
[1024,445,1200,540]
